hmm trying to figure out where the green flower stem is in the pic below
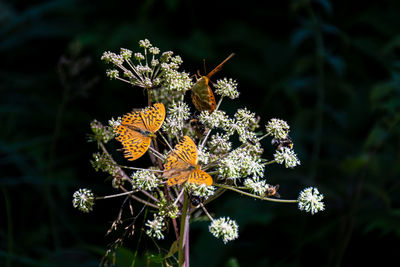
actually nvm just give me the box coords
[263,159,277,166]
[214,184,298,203]
[258,133,269,141]
[178,192,190,267]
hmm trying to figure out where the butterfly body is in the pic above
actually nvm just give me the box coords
[115,103,165,161]
[163,136,213,186]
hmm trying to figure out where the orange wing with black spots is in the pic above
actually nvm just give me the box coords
[163,136,213,186]
[114,103,165,161]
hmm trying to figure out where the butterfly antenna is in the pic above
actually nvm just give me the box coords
[206,53,235,79]
[203,58,207,75]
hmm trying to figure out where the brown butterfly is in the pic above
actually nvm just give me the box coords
[191,53,235,113]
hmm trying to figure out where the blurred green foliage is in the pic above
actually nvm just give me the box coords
[1,0,400,266]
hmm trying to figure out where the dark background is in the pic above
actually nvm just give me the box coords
[1,0,400,266]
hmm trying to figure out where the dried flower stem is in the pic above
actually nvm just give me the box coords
[96,190,138,200]
[118,186,159,208]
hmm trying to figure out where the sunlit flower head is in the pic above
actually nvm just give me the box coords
[131,169,160,191]
[209,217,239,244]
[265,118,290,139]
[145,215,165,240]
[214,78,239,99]
[274,147,301,168]
[72,188,95,213]
[298,187,325,215]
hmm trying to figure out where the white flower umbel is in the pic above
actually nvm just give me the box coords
[244,177,268,196]
[298,187,325,215]
[265,118,290,139]
[234,108,259,131]
[214,78,239,99]
[209,217,239,244]
[102,39,192,103]
[72,188,95,213]
[131,170,160,191]
[199,110,230,129]
[162,101,190,136]
[274,147,301,168]
[219,147,264,180]
[208,133,232,155]
[145,215,165,240]
[186,183,216,198]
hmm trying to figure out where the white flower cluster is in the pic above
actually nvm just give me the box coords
[131,169,160,191]
[162,101,191,136]
[218,147,264,180]
[72,188,95,213]
[101,39,192,106]
[214,78,239,99]
[186,183,216,198]
[145,215,165,240]
[208,133,231,155]
[265,118,290,139]
[298,187,325,215]
[244,177,268,196]
[273,147,301,168]
[199,110,230,129]
[209,217,239,244]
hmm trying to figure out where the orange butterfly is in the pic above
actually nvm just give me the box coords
[163,136,213,186]
[191,53,235,113]
[115,103,165,161]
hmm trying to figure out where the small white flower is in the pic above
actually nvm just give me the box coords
[208,133,232,154]
[162,101,191,136]
[149,46,160,55]
[209,217,239,244]
[244,177,268,196]
[197,146,210,165]
[134,52,145,61]
[139,39,152,49]
[131,170,160,191]
[274,147,301,168]
[108,117,121,129]
[298,187,325,215]
[162,69,193,92]
[265,118,290,139]
[218,147,264,180]
[214,78,239,99]
[106,69,119,79]
[72,188,95,213]
[120,48,132,60]
[186,183,216,198]
[234,108,259,130]
[199,110,230,129]
[145,215,165,240]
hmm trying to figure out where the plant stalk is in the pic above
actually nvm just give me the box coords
[178,192,190,266]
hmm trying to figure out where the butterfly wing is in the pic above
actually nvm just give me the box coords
[140,103,166,133]
[191,77,216,112]
[164,136,198,171]
[121,133,151,161]
[166,169,192,186]
[115,104,163,161]
[187,169,213,186]
[115,111,146,142]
